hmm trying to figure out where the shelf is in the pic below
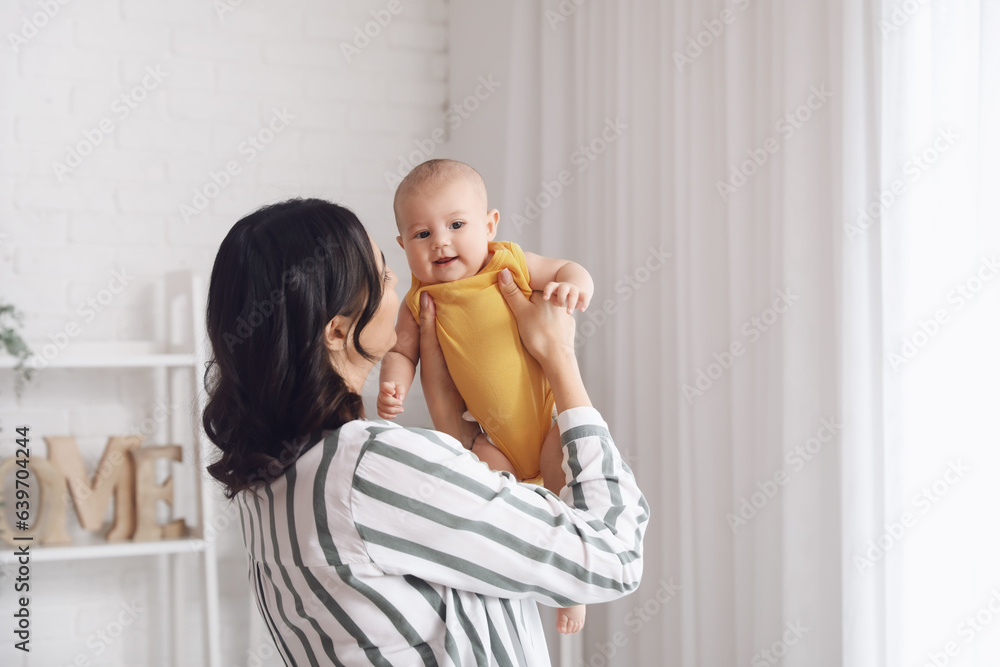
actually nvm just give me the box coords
[0,537,208,564]
[0,341,198,369]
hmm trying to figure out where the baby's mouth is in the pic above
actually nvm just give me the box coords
[434,256,457,265]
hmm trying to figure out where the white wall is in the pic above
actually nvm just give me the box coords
[0,0,447,665]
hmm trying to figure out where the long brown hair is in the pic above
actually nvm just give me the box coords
[202,198,383,498]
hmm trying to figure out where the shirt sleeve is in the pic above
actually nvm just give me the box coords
[349,407,649,607]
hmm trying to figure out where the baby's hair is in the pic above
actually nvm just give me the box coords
[393,159,489,223]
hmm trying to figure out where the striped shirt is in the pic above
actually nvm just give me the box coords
[236,406,648,666]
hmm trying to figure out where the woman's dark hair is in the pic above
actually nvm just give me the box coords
[202,198,384,499]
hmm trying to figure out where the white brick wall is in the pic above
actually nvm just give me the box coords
[0,0,448,664]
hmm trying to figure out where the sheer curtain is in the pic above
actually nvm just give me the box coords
[446,1,998,665]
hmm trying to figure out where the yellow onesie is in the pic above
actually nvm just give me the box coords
[404,241,555,482]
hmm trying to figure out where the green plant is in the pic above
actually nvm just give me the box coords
[0,300,35,405]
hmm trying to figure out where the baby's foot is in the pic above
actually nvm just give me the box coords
[557,605,586,635]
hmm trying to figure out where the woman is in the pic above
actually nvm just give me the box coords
[202,198,648,666]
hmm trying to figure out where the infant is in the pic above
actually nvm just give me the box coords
[377,159,593,634]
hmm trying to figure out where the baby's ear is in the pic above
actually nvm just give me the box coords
[396,235,404,248]
[486,209,499,240]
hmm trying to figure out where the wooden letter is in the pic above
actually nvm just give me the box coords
[45,435,142,542]
[0,457,72,546]
[131,445,186,541]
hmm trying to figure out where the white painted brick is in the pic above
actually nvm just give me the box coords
[348,104,440,133]
[171,26,262,61]
[67,148,168,183]
[345,160,392,192]
[167,90,260,124]
[115,119,213,153]
[1,78,72,116]
[165,217,230,247]
[111,245,218,278]
[1,212,69,246]
[351,47,430,76]
[254,160,344,191]
[257,96,347,129]
[69,403,137,437]
[218,62,306,96]
[0,145,65,178]
[0,406,70,437]
[13,245,115,278]
[75,20,171,52]
[122,54,214,91]
[18,46,120,83]
[306,71,387,102]
[0,277,70,310]
[121,0,210,25]
[388,79,447,107]
[263,40,346,68]
[386,21,447,51]
[117,183,189,213]
[14,178,118,213]
[15,114,82,144]
[69,214,167,245]
[216,6,305,36]
[302,11,369,41]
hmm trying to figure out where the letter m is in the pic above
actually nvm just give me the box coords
[45,435,143,541]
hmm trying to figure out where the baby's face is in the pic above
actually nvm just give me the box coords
[395,178,498,286]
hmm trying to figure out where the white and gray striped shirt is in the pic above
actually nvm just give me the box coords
[236,406,648,666]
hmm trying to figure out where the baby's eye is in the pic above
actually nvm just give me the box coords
[449,221,464,230]
[415,231,430,239]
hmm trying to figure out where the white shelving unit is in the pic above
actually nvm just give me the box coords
[0,270,222,667]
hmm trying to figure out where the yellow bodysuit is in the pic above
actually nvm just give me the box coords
[405,241,555,482]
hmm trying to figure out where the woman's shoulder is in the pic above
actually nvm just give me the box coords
[318,419,467,462]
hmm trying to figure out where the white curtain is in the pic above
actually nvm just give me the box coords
[447,1,999,666]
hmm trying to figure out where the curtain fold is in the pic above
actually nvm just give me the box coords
[447,1,997,665]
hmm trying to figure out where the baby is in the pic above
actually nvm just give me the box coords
[377,159,593,635]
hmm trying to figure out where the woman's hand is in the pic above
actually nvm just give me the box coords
[497,268,576,364]
[418,293,482,449]
[497,268,591,411]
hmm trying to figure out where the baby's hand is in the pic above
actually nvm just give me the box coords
[377,381,406,419]
[542,282,591,313]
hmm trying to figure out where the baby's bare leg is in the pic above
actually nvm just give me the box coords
[539,423,586,634]
[471,434,518,475]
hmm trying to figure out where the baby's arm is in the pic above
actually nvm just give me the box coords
[523,251,595,313]
[377,302,420,419]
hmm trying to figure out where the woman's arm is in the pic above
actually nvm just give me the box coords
[350,407,646,607]
[352,275,647,605]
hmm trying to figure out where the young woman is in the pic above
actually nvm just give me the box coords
[202,198,648,666]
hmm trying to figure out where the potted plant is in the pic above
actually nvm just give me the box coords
[0,300,35,430]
